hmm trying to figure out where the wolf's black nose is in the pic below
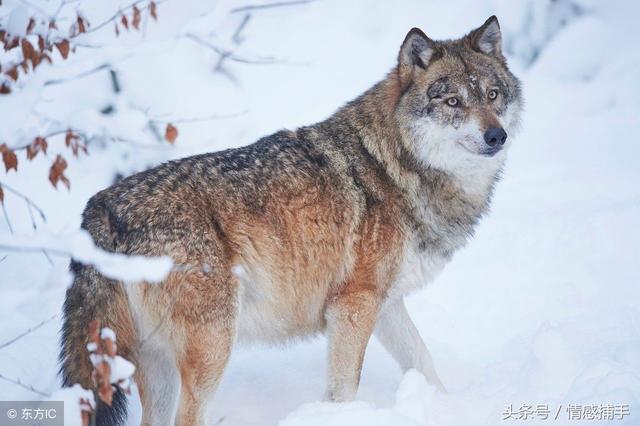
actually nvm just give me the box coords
[484,127,507,147]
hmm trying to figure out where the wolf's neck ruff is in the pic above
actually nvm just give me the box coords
[326,71,499,258]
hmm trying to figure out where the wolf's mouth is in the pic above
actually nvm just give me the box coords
[481,146,503,157]
[456,140,502,157]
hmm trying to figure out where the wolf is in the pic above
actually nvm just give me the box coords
[60,16,522,425]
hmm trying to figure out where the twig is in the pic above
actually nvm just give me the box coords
[0,243,71,258]
[2,202,13,234]
[9,129,70,152]
[150,110,247,124]
[0,181,47,224]
[83,0,170,35]
[44,63,111,87]
[0,314,57,351]
[18,0,49,16]
[0,372,51,398]
[183,33,283,65]
[232,13,251,44]
[106,136,174,151]
[230,0,317,14]
[41,249,54,265]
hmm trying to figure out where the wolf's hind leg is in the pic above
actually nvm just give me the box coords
[174,322,233,426]
[325,289,381,401]
[168,263,237,426]
[135,336,180,426]
[374,298,446,392]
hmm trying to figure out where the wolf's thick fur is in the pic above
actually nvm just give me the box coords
[60,17,521,425]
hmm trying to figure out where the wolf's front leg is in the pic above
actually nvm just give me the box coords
[324,289,382,401]
[374,298,446,392]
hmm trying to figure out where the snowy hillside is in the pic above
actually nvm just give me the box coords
[0,0,638,425]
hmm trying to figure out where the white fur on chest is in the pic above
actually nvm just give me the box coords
[388,241,448,300]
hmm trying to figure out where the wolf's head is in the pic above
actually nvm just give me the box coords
[394,17,522,178]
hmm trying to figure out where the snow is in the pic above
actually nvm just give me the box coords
[99,327,116,342]
[0,230,173,283]
[88,351,136,388]
[107,355,136,385]
[1,0,639,425]
[47,384,94,426]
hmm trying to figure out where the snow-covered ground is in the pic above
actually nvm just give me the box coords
[1,0,638,425]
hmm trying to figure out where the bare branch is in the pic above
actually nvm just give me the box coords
[230,0,317,14]
[44,63,111,87]
[41,248,54,266]
[149,110,247,125]
[183,33,283,65]
[0,314,57,351]
[2,202,14,234]
[0,243,71,258]
[232,13,252,44]
[105,136,174,151]
[0,372,51,398]
[0,181,47,224]
[84,0,169,35]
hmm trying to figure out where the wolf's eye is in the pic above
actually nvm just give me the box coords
[446,98,459,107]
[488,89,498,100]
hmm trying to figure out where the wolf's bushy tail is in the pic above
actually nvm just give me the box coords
[59,197,137,426]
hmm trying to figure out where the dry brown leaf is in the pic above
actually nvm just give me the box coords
[0,83,10,94]
[49,155,70,189]
[6,66,18,81]
[150,1,158,20]
[26,18,36,34]
[80,400,92,426]
[36,137,48,153]
[0,185,4,204]
[0,144,18,172]
[115,23,120,37]
[56,39,70,59]
[26,137,48,160]
[26,147,36,160]
[121,14,129,30]
[165,123,178,144]
[65,130,86,156]
[5,36,19,51]
[21,39,38,67]
[65,129,73,147]
[77,16,87,34]
[132,6,141,30]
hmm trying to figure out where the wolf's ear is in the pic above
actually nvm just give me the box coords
[469,16,502,57]
[398,28,436,86]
